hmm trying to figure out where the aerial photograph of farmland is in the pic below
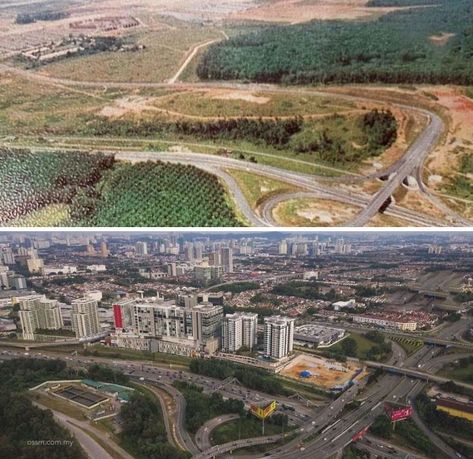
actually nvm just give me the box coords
[0,0,472,227]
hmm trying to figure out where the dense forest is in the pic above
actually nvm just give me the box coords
[0,359,87,459]
[197,0,473,85]
[120,393,189,459]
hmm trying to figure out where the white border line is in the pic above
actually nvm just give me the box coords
[0,227,472,233]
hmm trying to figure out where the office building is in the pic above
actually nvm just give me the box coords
[264,315,295,360]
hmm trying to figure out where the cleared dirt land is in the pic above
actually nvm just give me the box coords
[229,0,415,24]
[273,197,360,226]
[280,354,366,391]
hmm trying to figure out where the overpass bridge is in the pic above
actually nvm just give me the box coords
[366,361,473,392]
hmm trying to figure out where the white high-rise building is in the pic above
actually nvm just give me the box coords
[263,315,295,360]
[135,241,148,256]
[222,312,258,352]
[19,296,63,340]
[278,240,288,255]
[71,297,101,339]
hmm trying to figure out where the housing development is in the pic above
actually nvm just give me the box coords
[1,230,473,459]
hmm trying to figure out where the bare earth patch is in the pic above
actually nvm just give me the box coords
[429,33,456,46]
[229,0,416,24]
[274,197,359,226]
[99,95,159,118]
[424,86,473,184]
[211,90,270,105]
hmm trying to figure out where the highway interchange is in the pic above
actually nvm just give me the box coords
[0,63,471,228]
[1,316,472,459]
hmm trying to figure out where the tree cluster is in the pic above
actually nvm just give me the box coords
[173,381,245,433]
[197,0,473,85]
[189,359,286,395]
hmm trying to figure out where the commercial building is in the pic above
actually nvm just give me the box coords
[112,299,223,355]
[222,312,258,352]
[71,297,101,339]
[353,314,417,331]
[19,295,64,340]
[264,315,295,360]
[294,324,345,348]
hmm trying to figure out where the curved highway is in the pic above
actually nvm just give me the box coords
[1,63,470,227]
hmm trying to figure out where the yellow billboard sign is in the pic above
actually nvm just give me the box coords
[250,401,277,420]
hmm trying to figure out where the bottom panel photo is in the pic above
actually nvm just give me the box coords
[0,230,472,459]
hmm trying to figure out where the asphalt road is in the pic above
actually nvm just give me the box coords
[1,63,470,227]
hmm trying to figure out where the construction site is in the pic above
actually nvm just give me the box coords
[280,353,367,392]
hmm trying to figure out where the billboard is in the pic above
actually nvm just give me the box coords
[352,425,369,442]
[385,404,413,422]
[250,401,277,420]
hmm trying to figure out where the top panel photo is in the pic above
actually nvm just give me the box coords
[0,0,472,228]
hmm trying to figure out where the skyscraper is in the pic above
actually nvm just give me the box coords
[221,247,233,273]
[263,315,295,360]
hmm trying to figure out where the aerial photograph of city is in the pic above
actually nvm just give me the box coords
[0,230,472,459]
[0,0,471,227]
[0,0,472,458]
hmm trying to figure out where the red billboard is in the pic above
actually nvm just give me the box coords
[385,404,413,422]
[113,304,123,329]
[352,426,369,442]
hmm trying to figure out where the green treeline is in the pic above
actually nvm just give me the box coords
[0,358,87,459]
[0,392,85,459]
[120,393,189,459]
[86,116,303,147]
[189,359,286,395]
[272,280,339,301]
[0,149,114,224]
[370,414,435,455]
[197,0,473,85]
[16,11,69,24]
[213,281,260,293]
[291,110,397,164]
[173,381,245,433]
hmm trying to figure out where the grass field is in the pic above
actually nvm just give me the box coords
[329,332,385,360]
[439,362,473,384]
[211,416,286,445]
[226,169,300,209]
[36,24,223,83]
